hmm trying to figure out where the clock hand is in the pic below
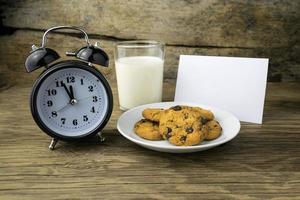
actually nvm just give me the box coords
[77,95,94,102]
[56,93,78,112]
[69,85,75,99]
[62,83,73,100]
[56,103,70,113]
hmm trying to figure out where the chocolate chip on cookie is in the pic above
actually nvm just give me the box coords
[166,132,172,139]
[166,127,173,137]
[170,105,182,111]
[167,127,172,133]
[200,117,209,125]
[185,127,194,133]
[180,135,187,142]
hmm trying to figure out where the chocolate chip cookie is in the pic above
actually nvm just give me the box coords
[159,105,212,138]
[205,120,222,140]
[142,108,164,122]
[134,105,221,146]
[167,121,205,146]
[159,107,201,139]
[177,105,215,121]
[134,119,163,141]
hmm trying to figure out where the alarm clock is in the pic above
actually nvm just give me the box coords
[25,26,113,150]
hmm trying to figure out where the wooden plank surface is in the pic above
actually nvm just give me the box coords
[0,81,299,199]
[0,29,299,92]
[1,0,300,83]
[2,0,299,48]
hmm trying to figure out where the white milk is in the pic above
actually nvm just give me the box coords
[115,56,164,110]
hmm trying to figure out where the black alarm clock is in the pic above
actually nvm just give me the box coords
[25,26,113,150]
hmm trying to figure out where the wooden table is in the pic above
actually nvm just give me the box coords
[0,82,299,200]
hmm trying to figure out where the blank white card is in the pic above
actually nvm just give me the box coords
[175,55,269,124]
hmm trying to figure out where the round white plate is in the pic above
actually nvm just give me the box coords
[117,102,241,153]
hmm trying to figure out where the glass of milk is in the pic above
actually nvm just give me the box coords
[114,41,165,110]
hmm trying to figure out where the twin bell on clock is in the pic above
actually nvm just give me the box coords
[25,26,113,150]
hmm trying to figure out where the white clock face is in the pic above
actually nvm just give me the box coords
[35,67,109,137]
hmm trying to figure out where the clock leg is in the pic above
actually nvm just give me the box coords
[49,138,59,150]
[97,132,105,142]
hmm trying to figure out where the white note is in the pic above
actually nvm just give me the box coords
[175,55,269,124]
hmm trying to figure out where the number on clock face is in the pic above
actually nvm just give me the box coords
[35,67,109,137]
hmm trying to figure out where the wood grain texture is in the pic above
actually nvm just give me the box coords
[0,0,300,82]
[1,0,300,48]
[0,82,299,199]
[0,30,299,91]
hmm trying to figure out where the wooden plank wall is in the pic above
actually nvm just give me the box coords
[0,0,299,90]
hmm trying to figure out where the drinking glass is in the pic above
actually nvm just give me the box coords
[114,41,165,110]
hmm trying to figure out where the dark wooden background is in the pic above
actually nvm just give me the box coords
[0,0,300,92]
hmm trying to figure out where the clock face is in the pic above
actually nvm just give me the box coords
[32,64,112,138]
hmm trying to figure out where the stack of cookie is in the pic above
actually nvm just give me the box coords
[134,105,222,146]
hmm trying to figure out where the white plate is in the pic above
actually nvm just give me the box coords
[117,102,241,153]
